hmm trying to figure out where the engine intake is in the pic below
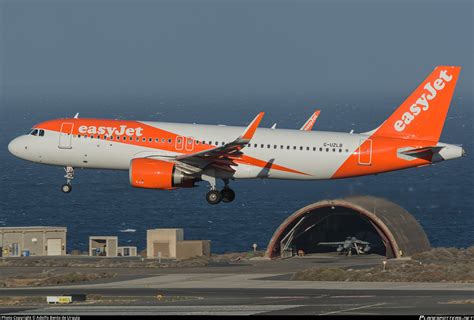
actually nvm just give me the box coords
[129,158,193,190]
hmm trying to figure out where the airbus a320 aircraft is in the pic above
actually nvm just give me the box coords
[8,66,465,204]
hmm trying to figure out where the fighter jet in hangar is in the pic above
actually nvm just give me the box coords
[8,66,466,204]
[318,237,372,256]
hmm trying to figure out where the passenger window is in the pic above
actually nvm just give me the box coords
[130,137,133,141]
[222,142,225,145]
[280,145,284,149]
[332,148,335,152]
[267,144,270,148]
[339,149,342,153]
[293,146,296,150]
[196,140,200,145]
[326,148,329,152]
[319,147,323,152]
[254,144,257,148]
[306,147,309,151]
[274,145,277,149]
[162,138,166,143]
[168,138,172,144]
[142,138,146,142]
[149,138,152,142]
[287,146,290,150]
[78,135,81,138]
[313,147,316,151]
[123,136,127,141]
[346,149,349,153]
[300,146,303,150]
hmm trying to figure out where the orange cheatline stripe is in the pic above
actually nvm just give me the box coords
[235,155,311,176]
[35,118,310,176]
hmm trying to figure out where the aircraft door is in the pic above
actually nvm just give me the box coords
[58,123,74,149]
[358,139,372,165]
[185,137,195,152]
[175,136,184,151]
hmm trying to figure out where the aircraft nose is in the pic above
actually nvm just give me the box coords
[8,137,23,158]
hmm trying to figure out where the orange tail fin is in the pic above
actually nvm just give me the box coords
[372,66,461,142]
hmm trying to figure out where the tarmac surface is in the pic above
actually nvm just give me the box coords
[1,254,473,315]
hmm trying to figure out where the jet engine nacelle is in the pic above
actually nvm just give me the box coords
[129,158,194,190]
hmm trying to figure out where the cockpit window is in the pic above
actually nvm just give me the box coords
[31,129,39,136]
[39,130,45,137]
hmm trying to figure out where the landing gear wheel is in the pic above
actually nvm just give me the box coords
[61,183,72,193]
[206,190,222,205]
[221,188,235,203]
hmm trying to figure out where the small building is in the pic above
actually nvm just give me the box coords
[89,236,118,257]
[147,228,183,259]
[118,246,137,257]
[0,226,67,257]
[147,228,211,260]
[176,240,211,260]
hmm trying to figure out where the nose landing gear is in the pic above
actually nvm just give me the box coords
[61,166,74,193]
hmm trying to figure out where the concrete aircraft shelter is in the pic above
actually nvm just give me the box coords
[265,196,431,259]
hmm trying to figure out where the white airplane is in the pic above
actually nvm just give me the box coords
[8,66,465,204]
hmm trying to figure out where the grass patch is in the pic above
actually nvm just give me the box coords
[0,272,115,288]
[292,247,474,283]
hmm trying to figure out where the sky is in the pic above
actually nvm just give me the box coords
[1,0,472,109]
[0,0,472,251]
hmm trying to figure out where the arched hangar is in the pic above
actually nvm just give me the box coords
[265,195,431,259]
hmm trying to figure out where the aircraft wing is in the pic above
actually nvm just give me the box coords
[174,112,265,172]
[300,110,320,131]
[353,240,371,245]
[317,241,344,247]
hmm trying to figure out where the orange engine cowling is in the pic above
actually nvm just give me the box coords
[129,158,194,190]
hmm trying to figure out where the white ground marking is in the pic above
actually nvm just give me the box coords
[319,302,387,315]
[12,305,303,316]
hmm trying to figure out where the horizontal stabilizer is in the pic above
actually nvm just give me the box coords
[401,146,444,156]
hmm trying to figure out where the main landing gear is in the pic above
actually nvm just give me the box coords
[204,178,236,205]
[61,166,74,193]
[205,187,236,205]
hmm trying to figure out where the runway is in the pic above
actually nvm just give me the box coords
[0,255,472,315]
[1,272,473,315]
[1,287,473,315]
